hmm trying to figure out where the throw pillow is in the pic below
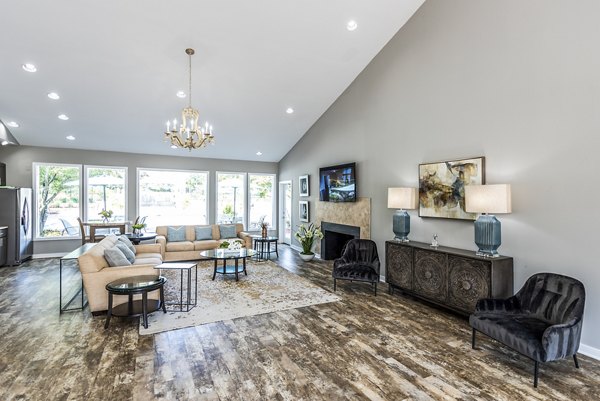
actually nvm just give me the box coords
[118,235,137,254]
[104,247,132,267]
[195,226,213,241]
[167,226,186,242]
[115,242,136,264]
[219,224,237,239]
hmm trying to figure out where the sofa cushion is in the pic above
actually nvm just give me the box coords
[165,241,194,252]
[167,226,186,242]
[193,240,219,251]
[118,235,137,254]
[219,225,237,239]
[136,252,163,260]
[195,226,213,241]
[115,242,136,264]
[104,247,132,267]
[133,257,162,266]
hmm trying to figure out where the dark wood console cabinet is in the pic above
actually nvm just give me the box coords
[385,241,513,315]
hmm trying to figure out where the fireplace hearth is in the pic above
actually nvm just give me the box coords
[320,221,360,260]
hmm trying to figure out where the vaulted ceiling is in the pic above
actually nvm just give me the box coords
[0,0,424,162]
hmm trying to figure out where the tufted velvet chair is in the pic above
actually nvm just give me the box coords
[332,239,380,295]
[470,272,585,387]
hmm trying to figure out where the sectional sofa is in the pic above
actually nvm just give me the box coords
[155,223,252,262]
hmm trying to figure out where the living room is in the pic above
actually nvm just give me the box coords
[1,1,599,400]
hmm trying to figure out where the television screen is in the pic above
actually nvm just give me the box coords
[319,162,356,202]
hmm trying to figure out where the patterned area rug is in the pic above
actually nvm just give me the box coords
[139,260,341,335]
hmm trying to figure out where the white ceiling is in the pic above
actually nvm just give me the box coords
[0,0,424,162]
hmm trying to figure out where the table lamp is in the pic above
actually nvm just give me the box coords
[387,187,418,242]
[465,184,512,257]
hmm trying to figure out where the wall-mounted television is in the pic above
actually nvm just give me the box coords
[319,162,357,202]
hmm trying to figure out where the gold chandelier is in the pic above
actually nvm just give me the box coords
[164,48,215,150]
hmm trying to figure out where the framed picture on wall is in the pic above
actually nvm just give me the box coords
[419,156,485,220]
[299,200,309,222]
[299,174,309,197]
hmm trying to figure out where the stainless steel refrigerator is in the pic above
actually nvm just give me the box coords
[0,187,33,265]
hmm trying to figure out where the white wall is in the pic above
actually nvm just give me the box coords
[279,0,600,350]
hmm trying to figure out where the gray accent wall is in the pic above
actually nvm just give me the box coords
[279,1,600,349]
[0,145,277,254]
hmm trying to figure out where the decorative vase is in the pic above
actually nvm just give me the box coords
[102,217,109,223]
[261,226,268,238]
[299,253,315,262]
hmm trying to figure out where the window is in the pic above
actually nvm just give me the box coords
[248,174,276,230]
[216,172,246,225]
[85,166,127,222]
[138,168,208,231]
[34,163,82,238]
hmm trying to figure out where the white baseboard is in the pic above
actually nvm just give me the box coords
[33,252,66,259]
[579,343,600,360]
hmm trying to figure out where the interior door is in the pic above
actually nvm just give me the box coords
[279,181,292,244]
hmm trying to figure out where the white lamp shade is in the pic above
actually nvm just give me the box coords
[465,184,512,214]
[388,187,418,209]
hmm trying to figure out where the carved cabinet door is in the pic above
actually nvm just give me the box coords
[413,249,447,302]
[448,256,491,313]
[386,243,413,290]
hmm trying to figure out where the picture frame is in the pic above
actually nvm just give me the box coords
[418,156,485,221]
[299,174,309,197]
[299,200,309,222]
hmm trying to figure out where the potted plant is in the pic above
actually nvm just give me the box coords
[98,209,113,223]
[258,215,269,238]
[294,223,323,262]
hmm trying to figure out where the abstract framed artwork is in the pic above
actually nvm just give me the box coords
[299,174,309,197]
[419,156,485,220]
[299,200,309,222]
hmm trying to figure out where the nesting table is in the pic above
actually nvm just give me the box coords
[154,262,198,312]
[251,236,279,261]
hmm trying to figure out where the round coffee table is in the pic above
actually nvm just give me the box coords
[200,248,256,281]
[124,232,157,245]
[105,275,166,329]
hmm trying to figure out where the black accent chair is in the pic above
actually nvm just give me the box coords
[332,239,380,295]
[470,272,585,387]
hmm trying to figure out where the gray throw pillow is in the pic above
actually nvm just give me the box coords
[195,226,213,241]
[118,235,137,254]
[104,247,132,267]
[219,224,237,239]
[167,226,186,242]
[115,242,136,264]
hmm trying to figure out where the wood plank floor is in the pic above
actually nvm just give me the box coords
[0,245,598,400]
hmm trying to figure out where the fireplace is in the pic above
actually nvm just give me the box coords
[320,221,360,260]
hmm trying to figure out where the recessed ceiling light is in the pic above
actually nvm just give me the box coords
[66,135,75,141]
[171,145,178,149]
[48,92,60,100]
[1,141,9,146]
[176,91,186,98]
[22,63,37,72]
[286,107,294,114]
[347,20,358,31]
[256,151,263,156]
[58,114,69,120]
[6,121,19,128]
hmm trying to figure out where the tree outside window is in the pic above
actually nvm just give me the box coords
[249,174,276,230]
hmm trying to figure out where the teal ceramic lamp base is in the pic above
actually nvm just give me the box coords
[393,209,411,242]
[474,214,501,257]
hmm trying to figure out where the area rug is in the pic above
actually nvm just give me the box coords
[139,260,341,335]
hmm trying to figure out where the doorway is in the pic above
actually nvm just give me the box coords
[279,181,292,244]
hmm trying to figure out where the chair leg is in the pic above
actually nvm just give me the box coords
[333,279,336,292]
[471,328,476,349]
[374,282,377,296]
[534,361,539,388]
[573,354,580,369]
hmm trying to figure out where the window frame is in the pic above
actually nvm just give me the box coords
[248,173,277,231]
[215,171,248,226]
[83,165,128,223]
[32,162,83,241]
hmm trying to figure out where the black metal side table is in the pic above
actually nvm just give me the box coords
[105,275,166,329]
[154,262,197,312]
[251,236,279,261]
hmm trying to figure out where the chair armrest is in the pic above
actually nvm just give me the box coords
[155,235,166,258]
[238,231,252,248]
[333,258,350,269]
[542,318,583,361]
[134,243,162,254]
[474,296,520,313]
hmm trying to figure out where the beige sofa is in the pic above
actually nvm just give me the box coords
[78,234,163,313]
[155,224,252,262]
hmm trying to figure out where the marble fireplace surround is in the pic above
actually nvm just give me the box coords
[314,197,371,255]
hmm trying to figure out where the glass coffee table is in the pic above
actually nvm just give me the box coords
[200,248,256,281]
[105,275,166,329]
